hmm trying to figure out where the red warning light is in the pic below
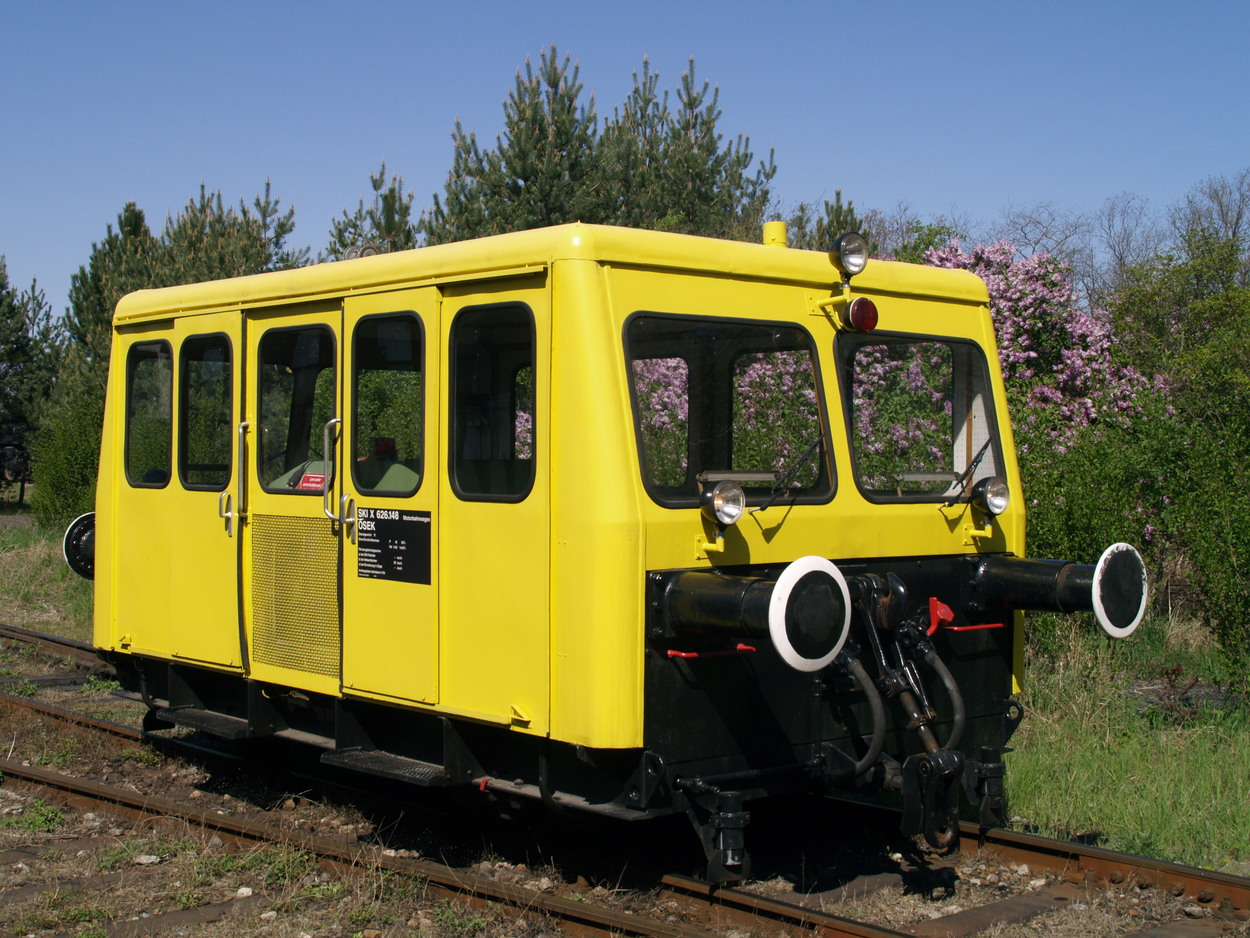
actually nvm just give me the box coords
[847,297,878,332]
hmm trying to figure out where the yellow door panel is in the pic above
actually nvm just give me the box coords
[438,278,550,733]
[109,329,176,659]
[168,316,244,667]
[340,290,439,704]
[241,303,343,696]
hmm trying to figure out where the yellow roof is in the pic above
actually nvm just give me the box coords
[113,223,989,323]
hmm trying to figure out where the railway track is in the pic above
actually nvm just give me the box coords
[2,623,1248,937]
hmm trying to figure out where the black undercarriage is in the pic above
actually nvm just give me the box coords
[106,552,1033,883]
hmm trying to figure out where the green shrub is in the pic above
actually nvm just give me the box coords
[30,363,105,531]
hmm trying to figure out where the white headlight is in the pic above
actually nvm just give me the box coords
[831,232,869,277]
[702,480,747,526]
[972,476,1010,516]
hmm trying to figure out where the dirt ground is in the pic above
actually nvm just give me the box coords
[0,512,33,531]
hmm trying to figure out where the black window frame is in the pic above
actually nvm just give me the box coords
[256,324,338,496]
[178,332,234,492]
[350,311,425,498]
[124,340,174,489]
[624,311,835,510]
[836,329,1005,505]
[447,302,537,503]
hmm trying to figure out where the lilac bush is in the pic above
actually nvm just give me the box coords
[924,241,1151,446]
[732,350,821,484]
[631,347,822,489]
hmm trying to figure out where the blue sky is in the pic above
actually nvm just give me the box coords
[2,0,1247,310]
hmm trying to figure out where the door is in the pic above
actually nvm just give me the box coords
[438,279,550,732]
[241,303,343,696]
[112,314,244,668]
[339,290,440,704]
[169,314,245,666]
[111,326,177,659]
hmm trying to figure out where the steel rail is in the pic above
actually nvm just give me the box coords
[4,623,1247,931]
[958,820,1250,915]
[0,622,104,670]
[0,690,145,740]
[0,758,723,938]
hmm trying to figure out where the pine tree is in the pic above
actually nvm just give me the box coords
[421,48,775,245]
[649,60,775,239]
[326,162,418,259]
[786,191,878,255]
[0,259,59,444]
[595,58,670,229]
[424,47,599,245]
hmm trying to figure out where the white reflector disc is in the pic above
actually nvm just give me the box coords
[768,556,852,671]
[1092,542,1148,639]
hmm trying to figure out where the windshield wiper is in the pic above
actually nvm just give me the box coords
[948,437,993,504]
[751,432,825,515]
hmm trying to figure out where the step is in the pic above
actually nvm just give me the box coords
[155,707,253,739]
[320,748,447,786]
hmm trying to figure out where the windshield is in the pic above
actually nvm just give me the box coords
[839,334,1003,501]
[626,314,832,506]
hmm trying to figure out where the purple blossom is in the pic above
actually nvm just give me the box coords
[925,240,1151,445]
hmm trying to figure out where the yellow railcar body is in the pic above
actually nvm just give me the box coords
[96,223,1022,752]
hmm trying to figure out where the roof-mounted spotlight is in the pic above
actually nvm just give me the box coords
[830,232,869,279]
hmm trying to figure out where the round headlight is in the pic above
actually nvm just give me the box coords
[831,232,869,277]
[971,476,1010,516]
[702,480,747,526]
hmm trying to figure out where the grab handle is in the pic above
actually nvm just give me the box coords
[322,417,342,521]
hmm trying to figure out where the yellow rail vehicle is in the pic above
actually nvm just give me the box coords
[72,223,1146,880]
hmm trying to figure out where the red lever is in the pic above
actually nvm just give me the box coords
[927,597,956,636]
[928,596,1004,634]
[666,643,757,659]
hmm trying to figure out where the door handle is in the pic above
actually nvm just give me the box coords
[340,494,357,543]
[322,417,342,521]
[217,491,234,537]
[218,421,250,537]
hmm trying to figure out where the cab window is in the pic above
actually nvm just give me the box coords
[449,304,535,500]
[839,333,1002,501]
[125,341,173,488]
[352,314,423,496]
[626,314,831,506]
[179,334,232,490]
[257,326,336,493]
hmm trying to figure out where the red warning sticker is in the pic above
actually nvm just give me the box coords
[297,472,325,491]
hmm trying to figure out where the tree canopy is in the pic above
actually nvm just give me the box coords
[0,259,58,443]
[419,48,776,247]
[325,162,418,260]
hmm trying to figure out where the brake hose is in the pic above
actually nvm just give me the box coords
[923,649,966,751]
[845,656,887,777]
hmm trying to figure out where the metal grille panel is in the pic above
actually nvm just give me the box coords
[250,514,339,677]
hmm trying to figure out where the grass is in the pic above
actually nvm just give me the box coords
[0,519,93,642]
[0,798,64,832]
[1009,613,1250,873]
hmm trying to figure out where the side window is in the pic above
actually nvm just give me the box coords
[450,305,535,500]
[179,334,232,490]
[352,314,423,496]
[125,341,173,487]
[258,326,336,493]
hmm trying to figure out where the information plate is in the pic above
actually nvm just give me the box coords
[356,507,431,585]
